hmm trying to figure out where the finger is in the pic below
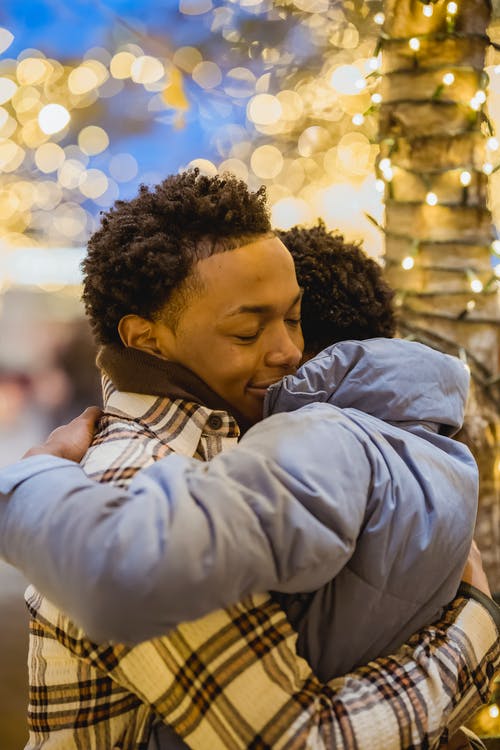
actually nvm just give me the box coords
[81,405,103,419]
[77,406,103,428]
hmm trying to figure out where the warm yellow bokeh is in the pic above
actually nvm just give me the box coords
[78,126,109,156]
[35,143,65,173]
[247,94,282,125]
[38,104,70,135]
[110,51,136,79]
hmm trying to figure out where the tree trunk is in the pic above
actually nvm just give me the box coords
[380,0,500,592]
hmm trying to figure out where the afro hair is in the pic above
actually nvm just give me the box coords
[278,221,396,356]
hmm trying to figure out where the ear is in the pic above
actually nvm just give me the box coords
[118,314,172,358]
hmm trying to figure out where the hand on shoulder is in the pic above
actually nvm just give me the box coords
[23,406,102,463]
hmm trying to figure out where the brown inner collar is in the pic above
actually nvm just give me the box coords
[97,343,252,434]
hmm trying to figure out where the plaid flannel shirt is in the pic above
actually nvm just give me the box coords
[26,383,500,750]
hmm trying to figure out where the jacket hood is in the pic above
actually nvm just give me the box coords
[265,338,470,436]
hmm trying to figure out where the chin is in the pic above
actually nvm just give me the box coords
[233,399,262,426]
[246,405,265,425]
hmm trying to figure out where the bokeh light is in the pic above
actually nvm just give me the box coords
[224,67,256,98]
[192,61,222,89]
[16,57,49,86]
[272,197,313,229]
[0,27,14,55]
[186,158,217,175]
[78,169,108,199]
[330,65,365,95]
[78,125,109,155]
[0,1,497,286]
[131,56,165,85]
[38,104,70,135]
[110,51,136,79]
[247,94,282,125]
[180,0,213,15]
[35,142,65,173]
[57,159,86,190]
[0,77,17,105]
[0,140,24,172]
[173,46,203,73]
[218,157,248,182]
[109,153,138,182]
[250,145,283,179]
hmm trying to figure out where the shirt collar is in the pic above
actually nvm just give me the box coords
[104,382,240,457]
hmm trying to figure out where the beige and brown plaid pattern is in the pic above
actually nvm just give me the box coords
[26,384,500,749]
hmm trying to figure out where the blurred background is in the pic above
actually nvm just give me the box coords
[0,0,499,747]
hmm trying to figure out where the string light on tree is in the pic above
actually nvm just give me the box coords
[352,113,365,125]
[446,1,458,31]
[379,158,393,181]
[468,273,484,293]
[371,92,382,104]
[374,12,385,25]
[488,703,499,719]
[458,348,471,373]
[370,0,500,603]
[470,280,483,294]
[470,90,487,110]
[367,56,381,72]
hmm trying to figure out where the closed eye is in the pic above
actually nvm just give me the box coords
[234,331,261,342]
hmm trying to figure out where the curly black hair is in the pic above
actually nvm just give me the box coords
[278,221,396,356]
[82,169,271,344]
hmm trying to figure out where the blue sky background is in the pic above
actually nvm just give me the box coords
[0,0,249,195]
[2,0,193,58]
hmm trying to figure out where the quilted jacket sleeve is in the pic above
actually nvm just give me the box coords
[0,403,371,642]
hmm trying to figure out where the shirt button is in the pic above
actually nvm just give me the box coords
[207,414,223,430]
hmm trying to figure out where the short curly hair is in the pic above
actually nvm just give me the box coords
[278,221,396,356]
[82,170,271,344]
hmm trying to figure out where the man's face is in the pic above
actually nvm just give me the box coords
[154,235,304,424]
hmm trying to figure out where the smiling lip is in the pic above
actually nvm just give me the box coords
[246,380,279,394]
[246,387,269,400]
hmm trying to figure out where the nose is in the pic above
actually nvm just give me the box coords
[264,323,303,369]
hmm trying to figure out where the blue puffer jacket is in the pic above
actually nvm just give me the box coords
[265,338,476,678]
[0,339,477,680]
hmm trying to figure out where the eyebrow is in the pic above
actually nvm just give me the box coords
[225,290,303,318]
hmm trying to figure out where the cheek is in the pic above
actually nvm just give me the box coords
[292,323,305,349]
[221,345,260,387]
